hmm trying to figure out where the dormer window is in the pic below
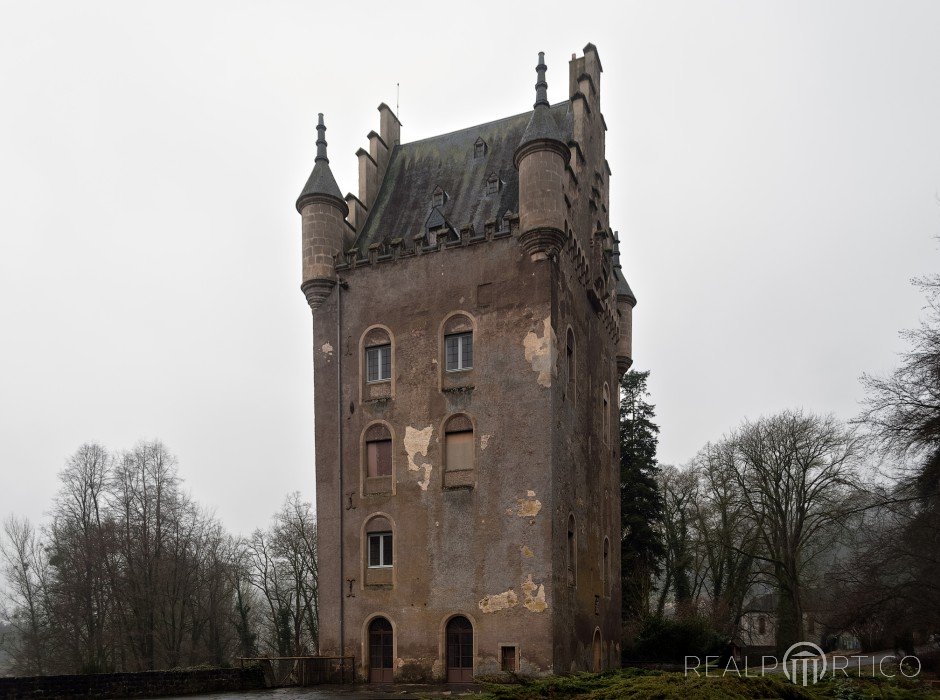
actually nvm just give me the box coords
[432,185,447,208]
[485,173,501,195]
[474,137,487,159]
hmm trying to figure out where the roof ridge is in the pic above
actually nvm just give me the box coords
[398,100,570,148]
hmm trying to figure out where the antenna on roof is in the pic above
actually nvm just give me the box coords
[396,82,400,121]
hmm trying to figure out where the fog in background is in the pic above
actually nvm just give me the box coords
[1,0,939,535]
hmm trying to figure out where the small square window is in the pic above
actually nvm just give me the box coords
[445,332,473,371]
[366,344,391,382]
[368,532,393,568]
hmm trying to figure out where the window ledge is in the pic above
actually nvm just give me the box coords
[364,475,393,496]
[364,381,392,402]
[365,567,393,587]
[443,470,475,489]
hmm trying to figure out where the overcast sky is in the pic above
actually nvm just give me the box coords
[1,0,939,536]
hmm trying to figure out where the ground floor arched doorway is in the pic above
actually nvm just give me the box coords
[446,616,474,682]
[368,617,394,683]
[592,628,603,672]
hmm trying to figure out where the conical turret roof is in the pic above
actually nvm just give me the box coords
[296,113,346,212]
[515,52,568,165]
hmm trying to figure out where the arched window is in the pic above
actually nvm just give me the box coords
[368,617,394,683]
[443,414,475,489]
[602,383,610,446]
[565,328,575,402]
[440,313,476,392]
[443,315,473,372]
[603,537,610,595]
[361,326,394,401]
[363,514,394,587]
[362,423,393,495]
[567,514,577,587]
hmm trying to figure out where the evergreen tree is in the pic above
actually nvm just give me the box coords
[619,370,665,621]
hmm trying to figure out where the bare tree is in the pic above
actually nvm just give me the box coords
[243,492,318,656]
[730,410,858,653]
[0,516,50,675]
[655,466,698,617]
[47,443,113,672]
[690,440,762,638]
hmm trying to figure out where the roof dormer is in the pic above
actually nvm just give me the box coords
[431,185,448,208]
[474,137,487,159]
[485,172,501,195]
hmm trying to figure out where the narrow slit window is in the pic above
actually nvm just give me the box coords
[366,344,391,382]
[445,332,473,371]
[567,515,577,587]
[367,439,392,477]
[368,532,393,568]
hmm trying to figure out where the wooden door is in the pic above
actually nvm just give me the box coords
[368,617,394,683]
[446,616,474,683]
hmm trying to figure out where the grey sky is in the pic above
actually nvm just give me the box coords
[1,1,938,536]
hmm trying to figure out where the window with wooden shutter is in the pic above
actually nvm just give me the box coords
[367,439,392,477]
[445,431,473,472]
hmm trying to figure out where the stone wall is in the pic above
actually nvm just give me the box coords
[0,667,265,699]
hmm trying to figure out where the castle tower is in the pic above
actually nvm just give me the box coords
[297,45,635,681]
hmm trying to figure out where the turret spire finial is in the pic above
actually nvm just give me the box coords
[315,113,328,163]
[534,52,549,108]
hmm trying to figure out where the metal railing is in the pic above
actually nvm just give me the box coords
[236,655,355,686]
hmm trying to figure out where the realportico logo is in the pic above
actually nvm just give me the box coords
[782,642,826,686]
[685,641,922,686]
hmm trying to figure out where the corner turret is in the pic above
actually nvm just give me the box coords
[514,52,570,261]
[613,235,636,374]
[297,114,349,311]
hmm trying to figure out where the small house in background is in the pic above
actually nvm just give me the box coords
[736,591,861,661]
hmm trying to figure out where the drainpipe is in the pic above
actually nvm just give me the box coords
[336,279,345,658]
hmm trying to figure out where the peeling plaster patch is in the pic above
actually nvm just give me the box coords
[523,317,556,388]
[478,589,518,613]
[404,426,434,491]
[516,492,542,517]
[320,342,333,355]
[397,657,404,668]
[480,434,491,450]
[522,574,548,612]
[521,545,534,558]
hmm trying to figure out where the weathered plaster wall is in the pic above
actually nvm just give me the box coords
[313,236,557,679]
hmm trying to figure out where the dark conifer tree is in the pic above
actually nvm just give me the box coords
[619,369,665,621]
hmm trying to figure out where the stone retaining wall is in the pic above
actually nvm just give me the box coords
[0,667,265,699]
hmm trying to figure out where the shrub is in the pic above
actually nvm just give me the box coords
[631,615,726,663]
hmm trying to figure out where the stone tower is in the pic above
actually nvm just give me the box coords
[297,45,635,681]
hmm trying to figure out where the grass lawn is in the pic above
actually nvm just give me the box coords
[473,667,940,699]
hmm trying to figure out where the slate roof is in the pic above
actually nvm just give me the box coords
[355,101,572,249]
[297,158,344,208]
